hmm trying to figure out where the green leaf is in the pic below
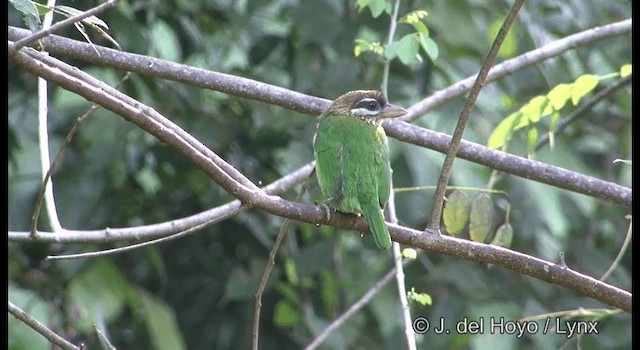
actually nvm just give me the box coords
[443,190,471,235]
[520,95,549,123]
[526,126,539,156]
[490,223,514,248]
[418,33,439,61]
[620,64,632,78]
[135,167,162,195]
[402,248,418,259]
[139,289,186,350]
[488,19,517,58]
[401,10,428,24]
[284,258,299,285]
[571,74,599,105]
[368,0,387,18]
[469,193,494,243]
[67,259,132,333]
[487,111,524,149]
[395,34,420,65]
[320,271,338,313]
[354,39,369,57]
[547,83,571,110]
[150,20,182,62]
[383,40,399,60]
[8,284,51,350]
[407,287,432,306]
[356,0,372,11]
[9,0,42,32]
[274,300,300,328]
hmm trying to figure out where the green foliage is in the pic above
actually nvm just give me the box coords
[488,67,631,152]
[490,223,514,248]
[469,193,495,243]
[407,287,432,306]
[9,0,41,33]
[443,190,471,235]
[354,6,438,65]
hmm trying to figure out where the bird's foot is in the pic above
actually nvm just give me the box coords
[319,203,332,222]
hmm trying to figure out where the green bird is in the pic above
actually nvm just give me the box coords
[313,90,407,249]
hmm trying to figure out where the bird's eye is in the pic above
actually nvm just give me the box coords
[356,99,381,111]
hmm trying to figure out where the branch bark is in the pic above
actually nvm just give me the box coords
[7,25,632,207]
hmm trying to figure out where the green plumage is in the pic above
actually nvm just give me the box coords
[313,90,406,249]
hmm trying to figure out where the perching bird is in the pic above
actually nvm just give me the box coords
[313,90,407,249]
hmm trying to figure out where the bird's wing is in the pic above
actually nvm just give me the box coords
[377,127,391,209]
[313,120,344,205]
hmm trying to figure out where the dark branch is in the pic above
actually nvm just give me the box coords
[7,26,632,207]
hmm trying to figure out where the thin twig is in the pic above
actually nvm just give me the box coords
[31,73,132,236]
[600,215,632,281]
[7,23,633,206]
[12,0,119,51]
[10,163,315,243]
[427,0,526,231]
[45,204,238,260]
[379,0,416,348]
[252,173,314,350]
[35,0,62,235]
[380,0,402,99]
[305,262,408,349]
[8,301,81,350]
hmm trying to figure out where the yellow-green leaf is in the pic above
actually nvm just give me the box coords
[547,83,571,110]
[527,126,539,157]
[490,223,514,248]
[402,248,418,259]
[488,19,517,58]
[520,95,548,123]
[274,301,300,328]
[443,190,471,235]
[571,74,599,105]
[469,193,494,243]
[620,64,632,78]
[407,287,432,306]
[487,111,524,149]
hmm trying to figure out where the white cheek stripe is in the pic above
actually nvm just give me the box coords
[350,108,380,117]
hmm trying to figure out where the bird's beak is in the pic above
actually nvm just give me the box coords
[380,103,407,119]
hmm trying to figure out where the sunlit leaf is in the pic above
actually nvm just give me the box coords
[527,126,539,156]
[488,19,517,58]
[402,248,418,259]
[620,64,632,78]
[487,111,524,149]
[571,74,599,105]
[408,287,432,306]
[520,95,549,123]
[547,83,571,110]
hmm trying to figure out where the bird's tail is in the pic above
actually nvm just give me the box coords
[363,205,392,249]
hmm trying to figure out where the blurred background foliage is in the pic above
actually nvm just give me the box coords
[8,0,631,349]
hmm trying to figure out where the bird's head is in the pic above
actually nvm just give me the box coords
[324,90,407,124]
